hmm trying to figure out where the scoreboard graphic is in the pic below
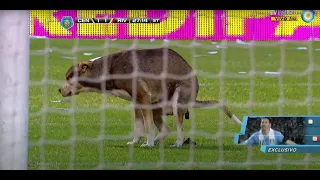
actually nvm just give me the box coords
[60,16,161,30]
[234,116,320,153]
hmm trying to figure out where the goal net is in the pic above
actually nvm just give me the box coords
[1,10,320,170]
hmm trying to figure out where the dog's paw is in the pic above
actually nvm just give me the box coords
[127,141,139,145]
[169,143,183,148]
[154,138,162,144]
[183,137,197,146]
[140,143,154,147]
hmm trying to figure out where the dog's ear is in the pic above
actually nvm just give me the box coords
[65,65,75,80]
[79,62,93,73]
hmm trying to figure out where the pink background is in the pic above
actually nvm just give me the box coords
[30,10,320,40]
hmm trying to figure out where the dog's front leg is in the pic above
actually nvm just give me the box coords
[140,108,155,147]
[127,109,144,145]
[138,97,155,147]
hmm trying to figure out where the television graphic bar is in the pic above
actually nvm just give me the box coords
[234,116,320,153]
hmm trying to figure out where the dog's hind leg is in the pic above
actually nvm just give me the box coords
[153,108,171,144]
[170,86,191,148]
[127,109,145,145]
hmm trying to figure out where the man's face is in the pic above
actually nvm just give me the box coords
[260,118,271,131]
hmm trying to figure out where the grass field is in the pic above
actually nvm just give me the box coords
[28,39,320,170]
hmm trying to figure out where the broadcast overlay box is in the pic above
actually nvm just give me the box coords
[234,116,320,153]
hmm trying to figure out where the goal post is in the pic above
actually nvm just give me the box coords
[0,10,30,170]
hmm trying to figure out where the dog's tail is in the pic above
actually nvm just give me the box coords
[188,100,242,125]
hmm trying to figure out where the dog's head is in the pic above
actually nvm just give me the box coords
[58,61,95,97]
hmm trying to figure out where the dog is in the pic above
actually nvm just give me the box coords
[58,48,242,148]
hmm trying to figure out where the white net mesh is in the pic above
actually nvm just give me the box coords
[26,37,320,170]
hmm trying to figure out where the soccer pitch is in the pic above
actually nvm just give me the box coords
[28,39,320,170]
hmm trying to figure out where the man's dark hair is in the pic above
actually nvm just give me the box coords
[261,117,272,124]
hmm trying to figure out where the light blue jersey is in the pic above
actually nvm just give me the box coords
[243,129,284,145]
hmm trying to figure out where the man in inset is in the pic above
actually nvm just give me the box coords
[242,118,296,145]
